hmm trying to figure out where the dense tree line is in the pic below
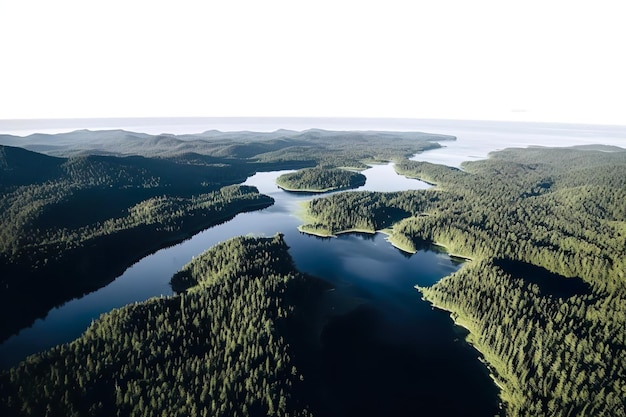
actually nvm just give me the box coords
[394,148,626,291]
[0,146,270,264]
[4,185,272,267]
[276,167,366,193]
[298,190,436,235]
[0,145,279,341]
[0,235,326,417]
[418,259,625,416]
[300,147,626,416]
[0,183,274,342]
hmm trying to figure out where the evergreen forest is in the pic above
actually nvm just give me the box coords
[0,129,440,340]
[0,145,274,340]
[300,146,626,416]
[1,127,625,417]
[276,167,366,193]
[0,235,326,417]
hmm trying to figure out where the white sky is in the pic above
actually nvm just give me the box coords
[1,0,624,125]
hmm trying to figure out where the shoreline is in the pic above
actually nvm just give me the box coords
[0,198,274,346]
[297,225,376,238]
[277,183,338,193]
[298,225,426,256]
[429,242,473,261]
[296,221,472,259]
[381,230,419,254]
[276,181,366,194]
[415,289,508,407]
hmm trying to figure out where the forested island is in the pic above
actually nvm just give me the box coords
[276,167,366,193]
[0,235,326,417]
[299,146,626,416]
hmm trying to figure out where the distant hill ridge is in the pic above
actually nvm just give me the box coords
[0,128,454,159]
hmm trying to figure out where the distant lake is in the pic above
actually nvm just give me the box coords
[1,118,623,416]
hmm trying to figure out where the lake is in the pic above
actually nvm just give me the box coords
[1,118,623,416]
[0,163,433,361]
[0,161,500,416]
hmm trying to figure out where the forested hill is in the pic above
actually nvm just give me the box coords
[299,146,626,416]
[0,145,64,185]
[0,128,452,167]
[0,235,326,417]
[0,145,278,342]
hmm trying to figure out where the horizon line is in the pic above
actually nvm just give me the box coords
[1,116,625,129]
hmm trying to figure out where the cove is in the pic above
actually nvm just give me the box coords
[0,162,500,416]
[287,232,499,416]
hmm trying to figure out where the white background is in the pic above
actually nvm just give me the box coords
[1,0,624,124]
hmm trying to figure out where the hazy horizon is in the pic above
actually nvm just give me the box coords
[2,116,626,137]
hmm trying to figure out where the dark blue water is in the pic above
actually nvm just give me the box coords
[0,163,430,366]
[0,160,500,416]
[288,231,499,416]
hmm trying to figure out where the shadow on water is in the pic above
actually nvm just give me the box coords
[392,246,414,259]
[289,295,501,417]
[285,233,501,417]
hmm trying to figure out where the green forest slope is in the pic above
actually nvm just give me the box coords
[300,147,626,416]
[0,235,325,417]
[0,145,277,341]
[0,129,451,164]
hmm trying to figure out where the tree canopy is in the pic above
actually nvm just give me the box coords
[300,146,626,416]
[276,167,366,193]
[0,235,325,417]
